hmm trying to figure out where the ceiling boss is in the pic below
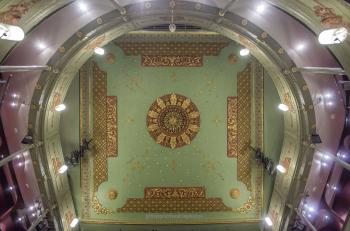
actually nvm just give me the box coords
[146,93,200,149]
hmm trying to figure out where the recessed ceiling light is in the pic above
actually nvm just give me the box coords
[256,4,266,13]
[55,104,66,112]
[94,47,105,55]
[296,43,306,51]
[36,42,46,50]
[264,217,273,226]
[70,218,79,228]
[276,164,286,173]
[239,48,250,56]
[58,164,68,174]
[278,103,289,112]
[78,2,88,11]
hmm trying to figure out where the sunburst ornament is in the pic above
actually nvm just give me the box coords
[146,93,200,149]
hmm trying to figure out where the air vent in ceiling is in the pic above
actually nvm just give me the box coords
[142,24,202,31]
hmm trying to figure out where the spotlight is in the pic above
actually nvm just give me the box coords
[264,217,273,226]
[55,104,66,112]
[36,42,46,50]
[169,23,176,33]
[58,164,68,174]
[256,4,266,13]
[70,218,79,228]
[78,2,88,11]
[278,103,289,111]
[94,47,105,55]
[239,48,250,56]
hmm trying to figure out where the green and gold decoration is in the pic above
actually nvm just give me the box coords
[146,93,200,149]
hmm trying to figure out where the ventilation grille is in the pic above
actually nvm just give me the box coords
[143,24,202,31]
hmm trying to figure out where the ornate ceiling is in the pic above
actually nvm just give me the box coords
[60,37,281,229]
[0,1,348,230]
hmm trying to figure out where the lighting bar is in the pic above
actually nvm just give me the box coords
[318,27,348,45]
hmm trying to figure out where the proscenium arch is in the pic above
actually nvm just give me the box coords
[28,1,316,227]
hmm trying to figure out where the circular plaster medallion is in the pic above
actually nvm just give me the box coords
[230,188,240,199]
[228,54,238,64]
[146,93,200,149]
[108,189,118,200]
[106,53,116,64]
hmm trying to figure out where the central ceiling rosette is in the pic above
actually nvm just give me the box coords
[146,93,200,149]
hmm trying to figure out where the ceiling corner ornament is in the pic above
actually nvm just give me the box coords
[228,54,238,65]
[108,189,118,200]
[142,55,203,67]
[146,93,200,149]
[229,188,240,199]
[92,195,115,215]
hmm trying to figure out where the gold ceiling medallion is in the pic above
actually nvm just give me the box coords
[107,189,118,200]
[229,188,241,199]
[146,93,200,149]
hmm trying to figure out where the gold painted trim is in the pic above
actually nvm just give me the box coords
[81,218,260,225]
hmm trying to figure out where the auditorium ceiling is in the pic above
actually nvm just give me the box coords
[0,0,348,230]
[59,32,284,230]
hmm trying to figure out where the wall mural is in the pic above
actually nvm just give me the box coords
[77,40,268,224]
[146,93,200,149]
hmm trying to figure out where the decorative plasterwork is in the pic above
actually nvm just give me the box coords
[227,97,238,158]
[142,55,202,67]
[92,62,108,192]
[115,31,231,43]
[146,93,200,149]
[144,187,205,199]
[118,187,231,213]
[252,61,264,218]
[28,1,314,227]
[106,96,118,157]
[312,0,350,29]
[237,64,252,191]
[92,195,115,215]
[115,42,229,56]
[80,62,92,218]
